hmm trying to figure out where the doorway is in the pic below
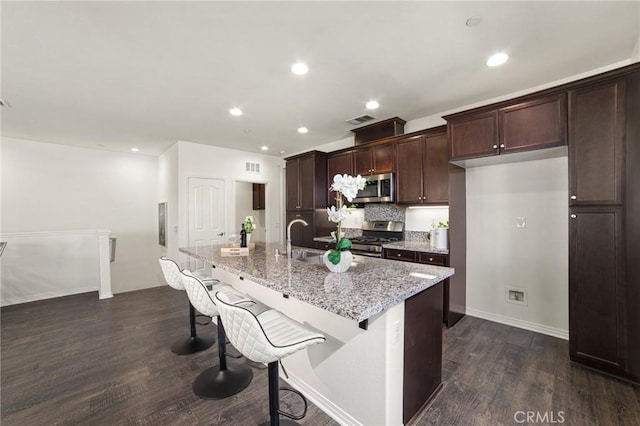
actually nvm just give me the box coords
[234,181,267,243]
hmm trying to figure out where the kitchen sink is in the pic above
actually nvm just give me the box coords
[291,250,324,264]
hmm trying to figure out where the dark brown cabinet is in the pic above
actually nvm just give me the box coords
[569,79,625,206]
[568,73,638,382]
[252,183,265,210]
[353,142,394,176]
[383,247,462,327]
[327,150,353,201]
[395,127,449,204]
[285,151,327,211]
[447,93,567,161]
[285,151,328,248]
[569,207,627,375]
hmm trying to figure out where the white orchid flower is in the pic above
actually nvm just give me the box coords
[326,205,349,223]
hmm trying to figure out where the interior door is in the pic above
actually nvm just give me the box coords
[188,177,225,273]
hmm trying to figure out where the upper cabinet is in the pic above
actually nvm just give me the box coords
[395,127,449,204]
[285,151,327,211]
[447,93,567,161]
[252,183,265,210]
[354,142,394,176]
[327,150,354,181]
[568,78,625,206]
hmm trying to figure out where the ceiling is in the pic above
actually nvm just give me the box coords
[2,1,639,157]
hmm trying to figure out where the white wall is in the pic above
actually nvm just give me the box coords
[1,137,160,294]
[466,157,568,337]
[158,143,179,261]
[174,141,284,263]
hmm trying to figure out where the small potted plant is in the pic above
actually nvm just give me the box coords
[244,215,256,244]
[324,174,367,272]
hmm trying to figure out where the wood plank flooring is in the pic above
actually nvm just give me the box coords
[2,286,639,425]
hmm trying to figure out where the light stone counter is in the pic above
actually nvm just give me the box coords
[383,240,449,255]
[179,242,454,323]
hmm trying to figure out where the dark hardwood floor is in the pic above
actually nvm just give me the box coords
[2,287,639,425]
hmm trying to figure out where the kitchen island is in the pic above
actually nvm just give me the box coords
[180,243,454,425]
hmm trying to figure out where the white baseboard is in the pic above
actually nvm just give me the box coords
[284,372,363,426]
[465,307,569,340]
[0,286,97,307]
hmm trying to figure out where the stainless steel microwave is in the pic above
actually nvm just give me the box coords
[352,173,394,203]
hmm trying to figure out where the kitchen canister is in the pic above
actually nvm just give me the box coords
[433,228,448,250]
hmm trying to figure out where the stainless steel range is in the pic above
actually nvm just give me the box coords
[350,221,404,258]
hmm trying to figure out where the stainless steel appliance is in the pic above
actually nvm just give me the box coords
[349,221,404,258]
[352,173,394,203]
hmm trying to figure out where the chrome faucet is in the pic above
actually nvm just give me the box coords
[286,218,309,257]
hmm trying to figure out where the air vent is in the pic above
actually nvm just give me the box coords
[346,114,376,125]
[245,162,261,173]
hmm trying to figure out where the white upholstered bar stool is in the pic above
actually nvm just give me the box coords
[181,270,254,399]
[214,289,326,426]
[159,257,215,355]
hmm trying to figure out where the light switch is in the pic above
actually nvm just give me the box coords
[516,217,526,229]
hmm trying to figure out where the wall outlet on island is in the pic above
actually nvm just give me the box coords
[506,288,528,306]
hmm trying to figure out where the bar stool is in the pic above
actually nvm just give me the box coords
[214,289,325,426]
[181,270,254,399]
[159,257,215,355]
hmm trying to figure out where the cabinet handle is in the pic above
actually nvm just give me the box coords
[397,254,401,257]
[500,144,505,149]
[295,214,301,217]
[296,205,301,209]
[492,144,498,149]
[570,214,577,219]
[570,195,577,200]
[429,257,434,262]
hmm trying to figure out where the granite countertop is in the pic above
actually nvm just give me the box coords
[382,241,449,255]
[179,242,454,323]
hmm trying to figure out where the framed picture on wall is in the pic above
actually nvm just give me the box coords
[158,202,167,246]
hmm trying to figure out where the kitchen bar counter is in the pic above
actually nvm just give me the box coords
[179,242,454,323]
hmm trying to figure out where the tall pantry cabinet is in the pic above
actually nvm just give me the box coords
[569,68,640,383]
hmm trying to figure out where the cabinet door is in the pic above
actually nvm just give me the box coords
[285,159,300,210]
[569,79,626,206]
[299,155,316,210]
[328,151,353,183]
[423,132,449,203]
[353,148,373,175]
[570,208,627,375]
[448,111,498,160]
[252,183,265,210]
[499,94,567,154]
[395,135,424,204]
[286,212,315,248]
[372,143,394,174]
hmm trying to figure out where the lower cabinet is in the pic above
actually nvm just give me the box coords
[569,207,628,376]
[384,248,463,327]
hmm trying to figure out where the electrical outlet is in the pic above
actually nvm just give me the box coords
[516,217,526,229]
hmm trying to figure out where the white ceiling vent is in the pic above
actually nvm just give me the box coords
[346,114,376,125]
[245,162,261,173]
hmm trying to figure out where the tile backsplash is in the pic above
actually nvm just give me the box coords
[363,204,406,222]
[342,204,449,234]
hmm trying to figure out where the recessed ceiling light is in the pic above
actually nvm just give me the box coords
[291,62,309,75]
[229,107,243,116]
[130,147,140,152]
[365,100,379,110]
[261,146,269,151]
[298,127,309,134]
[486,53,508,67]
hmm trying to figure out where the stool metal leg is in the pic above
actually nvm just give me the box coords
[171,302,215,355]
[259,362,301,426]
[192,318,253,399]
